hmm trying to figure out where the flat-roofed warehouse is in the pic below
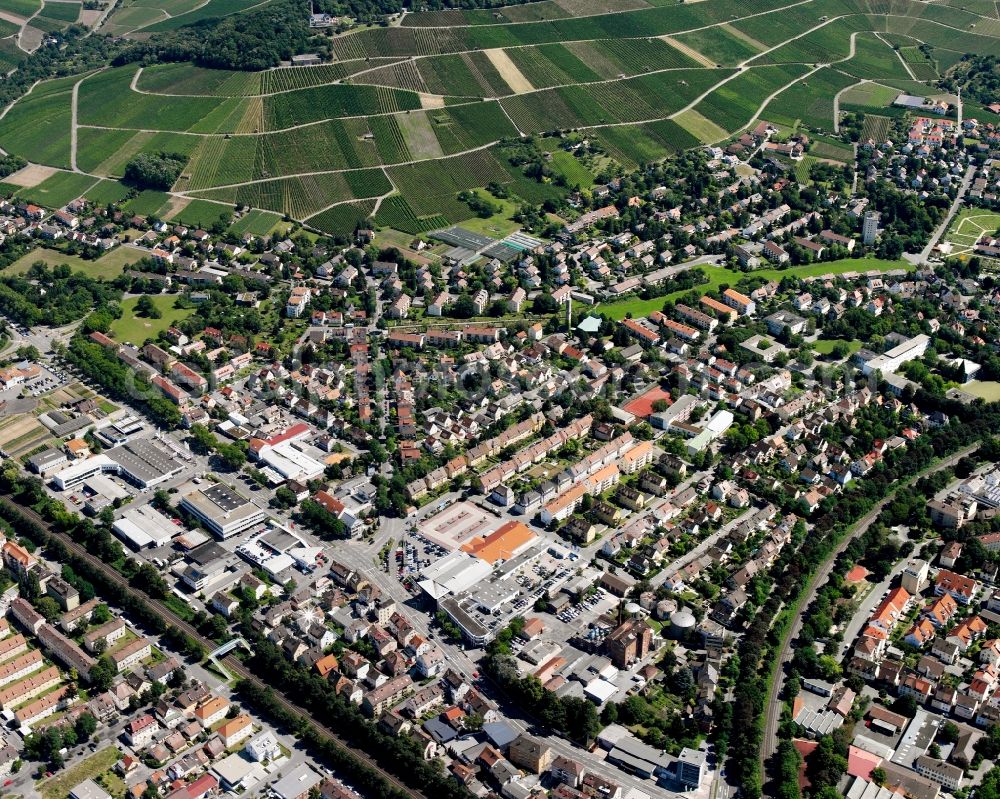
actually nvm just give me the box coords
[113,505,178,550]
[106,439,186,489]
[180,482,266,539]
[606,734,675,780]
[53,439,186,491]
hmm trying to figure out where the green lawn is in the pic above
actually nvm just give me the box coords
[110,294,192,344]
[450,191,522,238]
[548,150,595,188]
[945,208,1000,253]
[598,258,913,320]
[965,381,1000,401]
[5,245,147,279]
[812,338,862,355]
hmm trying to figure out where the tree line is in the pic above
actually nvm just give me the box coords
[238,633,473,799]
[733,391,1000,799]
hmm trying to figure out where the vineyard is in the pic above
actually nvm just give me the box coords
[0,0,996,235]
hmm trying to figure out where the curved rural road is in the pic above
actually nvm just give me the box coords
[16,0,45,53]
[760,443,981,782]
[832,78,869,133]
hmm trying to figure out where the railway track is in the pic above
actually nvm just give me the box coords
[4,498,427,799]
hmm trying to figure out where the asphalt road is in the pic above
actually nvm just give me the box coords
[917,163,976,264]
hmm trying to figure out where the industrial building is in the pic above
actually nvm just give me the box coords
[179,482,267,540]
[113,505,179,550]
[51,439,186,491]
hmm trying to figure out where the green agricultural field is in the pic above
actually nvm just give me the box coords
[143,0,273,30]
[0,0,39,15]
[691,64,809,135]
[1,0,999,234]
[673,26,762,66]
[136,63,264,96]
[0,77,76,169]
[111,294,193,343]
[809,135,855,162]
[122,190,171,217]
[164,198,232,228]
[839,81,900,112]
[85,180,133,206]
[0,37,26,72]
[15,172,98,208]
[230,209,282,236]
[37,2,80,22]
[762,68,858,131]
[309,200,378,237]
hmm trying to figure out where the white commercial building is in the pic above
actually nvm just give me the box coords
[417,551,492,601]
[51,456,117,491]
[113,506,178,550]
[179,483,267,539]
[862,334,930,376]
[253,440,326,483]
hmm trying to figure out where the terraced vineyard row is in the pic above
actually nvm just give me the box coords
[333,0,823,59]
[2,0,1000,237]
[190,168,392,219]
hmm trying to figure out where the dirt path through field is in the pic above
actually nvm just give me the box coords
[483,48,534,94]
[660,36,717,67]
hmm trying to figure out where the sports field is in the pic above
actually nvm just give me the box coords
[0,0,997,235]
[966,381,1000,401]
[813,338,862,355]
